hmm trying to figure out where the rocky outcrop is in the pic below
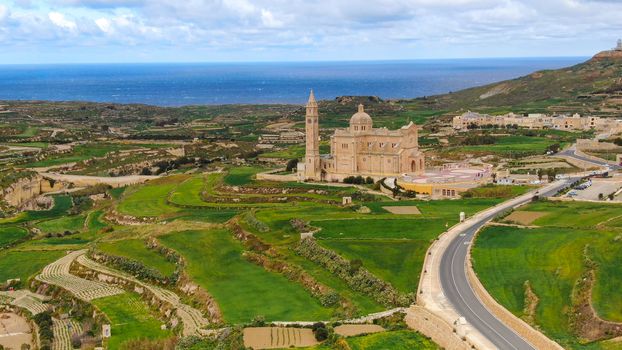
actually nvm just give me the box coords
[1,174,63,209]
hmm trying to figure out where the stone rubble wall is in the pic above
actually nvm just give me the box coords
[405,305,472,350]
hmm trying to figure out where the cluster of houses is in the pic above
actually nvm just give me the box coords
[452,111,622,133]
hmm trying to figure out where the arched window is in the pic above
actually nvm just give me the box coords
[411,160,416,172]
[420,159,423,170]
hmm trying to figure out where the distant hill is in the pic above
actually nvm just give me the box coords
[409,49,622,117]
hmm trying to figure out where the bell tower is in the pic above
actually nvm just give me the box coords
[304,90,321,180]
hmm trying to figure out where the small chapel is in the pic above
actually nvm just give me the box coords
[299,90,426,182]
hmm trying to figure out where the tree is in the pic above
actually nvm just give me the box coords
[546,169,557,182]
[365,176,374,184]
[349,259,363,274]
[286,158,299,172]
[537,169,544,181]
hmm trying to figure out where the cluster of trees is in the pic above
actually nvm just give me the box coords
[45,230,77,238]
[312,322,329,341]
[467,123,520,130]
[34,312,54,350]
[295,238,414,307]
[536,168,559,182]
[460,134,497,145]
[545,143,561,154]
[92,251,177,285]
[141,156,211,175]
[343,176,374,185]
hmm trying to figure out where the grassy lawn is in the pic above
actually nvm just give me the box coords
[319,239,425,293]
[35,214,85,234]
[346,330,439,350]
[473,200,622,350]
[93,293,171,349]
[0,226,29,247]
[116,176,185,217]
[0,249,65,282]
[454,135,562,156]
[305,330,439,350]
[97,239,177,277]
[223,166,266,186]
[314,218,447,240]
[159,229,334,323]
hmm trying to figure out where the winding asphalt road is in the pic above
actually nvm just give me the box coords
[439,178,578,349]
[558,146,620,170]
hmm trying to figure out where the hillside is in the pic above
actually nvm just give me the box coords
[409,49,622,117]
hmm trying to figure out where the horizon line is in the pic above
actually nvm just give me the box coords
[0,55,591,66]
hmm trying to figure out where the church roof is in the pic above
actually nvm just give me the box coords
[350,104,373,125]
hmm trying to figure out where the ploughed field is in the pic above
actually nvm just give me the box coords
[473,200,622,350]
[0,165,523,348]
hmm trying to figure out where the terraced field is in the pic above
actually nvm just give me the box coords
[97,239,177,277]
[0,225,29,247]
[77,254,210,336]
[36,250,124,301]
[52,318,82,350]
[159,229,334,323]
[473,200,622,350]
[93,293,172,349]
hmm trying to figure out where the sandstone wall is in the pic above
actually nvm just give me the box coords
[405,305,472,350]
[1,175,64,208]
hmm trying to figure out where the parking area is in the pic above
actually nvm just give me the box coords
[569,178,622,201]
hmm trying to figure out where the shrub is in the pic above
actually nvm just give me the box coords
[286,158,299,172]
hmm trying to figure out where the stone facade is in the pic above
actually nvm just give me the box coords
[299,91,425,181]
[453,111,622,132]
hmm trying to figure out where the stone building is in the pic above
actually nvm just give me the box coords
[299,91,425,181]
[453,111,622,132]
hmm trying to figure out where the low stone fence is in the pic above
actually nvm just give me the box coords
[405,306,472,350]
[255,169,298,182]
[466,230,564,350]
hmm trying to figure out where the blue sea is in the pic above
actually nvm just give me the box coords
[0,58,586,106]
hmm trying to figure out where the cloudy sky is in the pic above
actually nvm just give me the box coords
[1,0,621,64]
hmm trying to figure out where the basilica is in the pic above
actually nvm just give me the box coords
[299,91,425,182]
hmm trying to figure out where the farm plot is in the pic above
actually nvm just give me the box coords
[0,290,49,315]
[159,229,334,323]
[116,176,186,218]
[502,211,548,225]
[243,327,318,349]
[36,250,124,301]
[93,293,172,350]
[0,249,65,283]
[52,318,82,350]
[0,226,29,248]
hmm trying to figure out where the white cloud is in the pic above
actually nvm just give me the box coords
[95,17,111,33]
[260,9,283,28]
[2,0,622,62]
[0,5,8,22]
[48,11,77,30]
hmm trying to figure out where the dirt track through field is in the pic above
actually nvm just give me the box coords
[504,211,547,225]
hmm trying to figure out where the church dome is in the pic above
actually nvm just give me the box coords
[349,104,373,130]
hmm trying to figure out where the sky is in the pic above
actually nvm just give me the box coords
[0,0,621,64]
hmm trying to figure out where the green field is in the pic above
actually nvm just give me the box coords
[0,250,65,282]
[0,226,29,247]
[93,293,172,349]
[159,229,334,323]
[473,200,622,349]
[223,166,266,186]
[116,176,184,217]
[23,143,138,168]
[305,330,439,350]
[35,214,85,233]
[97,239,177,277]
[0,195,73,225]
[346,330,439,350]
